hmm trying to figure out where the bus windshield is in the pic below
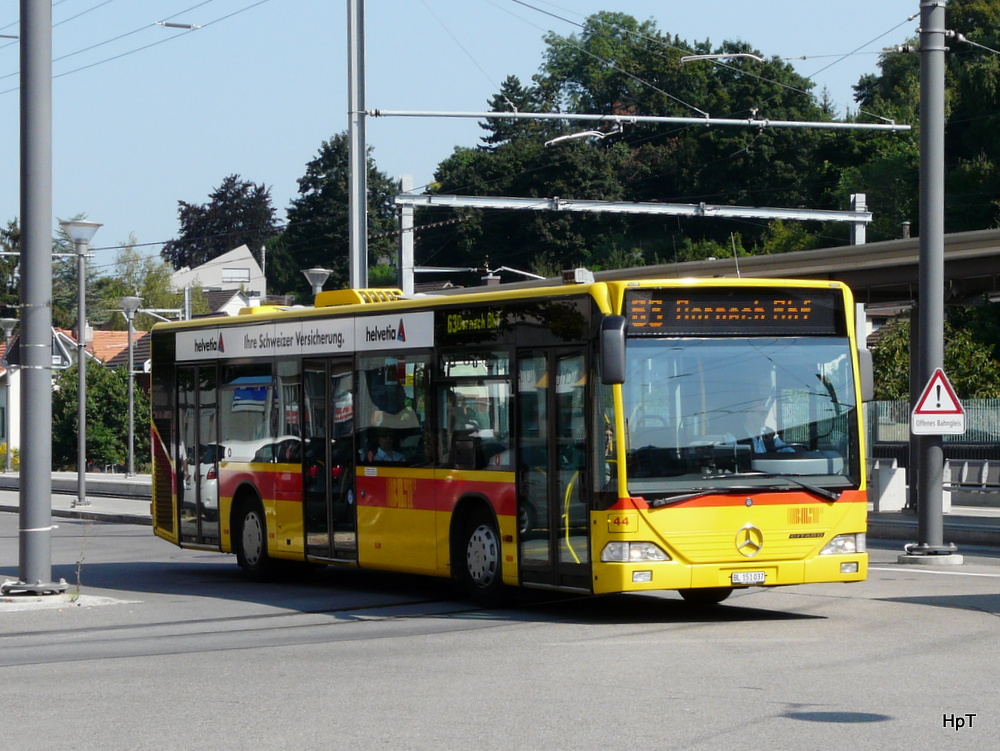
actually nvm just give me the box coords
[622,337,859,496]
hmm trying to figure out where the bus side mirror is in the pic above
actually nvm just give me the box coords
[600,315,626,385]
[858,348,874,402]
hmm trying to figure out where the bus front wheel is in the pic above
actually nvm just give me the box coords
[234,500,272,580]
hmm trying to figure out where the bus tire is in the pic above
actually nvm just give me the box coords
[234,498,272,581]
[459,509,504,601]
[679,587,733,606]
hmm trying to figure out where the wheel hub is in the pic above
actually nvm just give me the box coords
[466,524,499,587]
[243,512,264,566]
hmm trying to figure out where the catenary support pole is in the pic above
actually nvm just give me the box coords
[14,0,64,594]
[909,0,958,560]
[347,0,368,289]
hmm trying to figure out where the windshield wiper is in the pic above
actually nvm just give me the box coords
[648,486,769,508]
[768,475,842,501]
[647,475,842,507]
[720,472,842,501]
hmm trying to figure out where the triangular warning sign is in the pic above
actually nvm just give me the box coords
[913,368,964,415]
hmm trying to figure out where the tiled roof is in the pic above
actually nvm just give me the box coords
[103,331,150,369]
[56,328,149,367]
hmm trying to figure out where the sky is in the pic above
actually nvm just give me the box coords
[0,0,922,276]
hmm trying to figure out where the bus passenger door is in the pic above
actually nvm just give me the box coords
[517,350,590,591]
[303,359,357,560]
[176,364,219,546]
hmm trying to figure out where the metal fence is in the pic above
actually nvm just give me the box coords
[868,400,1000,467]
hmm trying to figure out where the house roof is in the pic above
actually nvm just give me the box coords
[414,280,460,294]
[171,244,265,297]
[55,328,150,368]
[102,331,150,369]
[202,288,246,313]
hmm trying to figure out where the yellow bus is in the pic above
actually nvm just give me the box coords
[150,275,870,604]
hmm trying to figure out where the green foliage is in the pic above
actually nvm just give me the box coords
[271,133,397,297]
[870,318,911,400]
[367,263,399,288]
[0,443,18,471]
[0,219,18,317]
[161,174,278,271]
[755,220,819,254]
[421,12,854,273]
[870,315,1000,400]
[52,361,151,471]
[95,237,183,331]
[412,4,1000,266]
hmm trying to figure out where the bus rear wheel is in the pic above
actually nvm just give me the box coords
[459,510,504,601]
[679,587,733,606]
[234,500,272,580]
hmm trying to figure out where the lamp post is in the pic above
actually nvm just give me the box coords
[302,267,332,297]
[1,316,16,473]
[120,296,142,477]
[61,219,101,507]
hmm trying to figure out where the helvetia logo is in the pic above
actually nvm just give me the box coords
[218,332,225,353]
[365,318,407,344]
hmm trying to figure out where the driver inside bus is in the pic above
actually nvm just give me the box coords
[373,429,405,462]
[742,402,794,454]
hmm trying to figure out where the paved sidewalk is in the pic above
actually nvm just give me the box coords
[1,470,998,548]
[0,471,151,526]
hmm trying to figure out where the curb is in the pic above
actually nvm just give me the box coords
[867,518,1000,548]
[51,507,153,526]
[0,475,152,501]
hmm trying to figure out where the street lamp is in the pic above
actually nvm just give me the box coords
[120,296,142,477]
[1,316,16,473]
[61,219,101,507]
[302,267,332,297]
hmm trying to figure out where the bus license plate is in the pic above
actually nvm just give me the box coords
[732,571,766,585]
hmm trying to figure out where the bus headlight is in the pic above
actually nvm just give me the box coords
[820,533,866,555]
[601,542,671,562]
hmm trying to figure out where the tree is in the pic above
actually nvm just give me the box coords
[479,75,551,148]
[0,219,18,317]
[96,236,188,330]
[421,12,852,272]
[52,360,150,471]
[270,133,397,296]
[870,315,1000,400]
[161,174,278,271]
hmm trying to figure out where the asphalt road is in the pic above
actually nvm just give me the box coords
[1,513,997,751]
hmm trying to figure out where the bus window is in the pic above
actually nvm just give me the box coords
[357,354,430,465]
[437,351,511,470]
[220,365,273,446]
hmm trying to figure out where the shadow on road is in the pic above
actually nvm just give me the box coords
[2,554,822,626]
[880,593,1000,616]
[1,518,824,626]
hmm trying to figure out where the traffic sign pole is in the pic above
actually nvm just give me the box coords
[906,1,960,563]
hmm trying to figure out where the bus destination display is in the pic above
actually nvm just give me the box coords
[626,289,839,335]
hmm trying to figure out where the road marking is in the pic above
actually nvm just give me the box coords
[872,565,1000,578]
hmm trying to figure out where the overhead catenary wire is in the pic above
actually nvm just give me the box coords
[0,1,929,274]
[505,0,919,123]
[392,0,921,264]
[0,0,272,94]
